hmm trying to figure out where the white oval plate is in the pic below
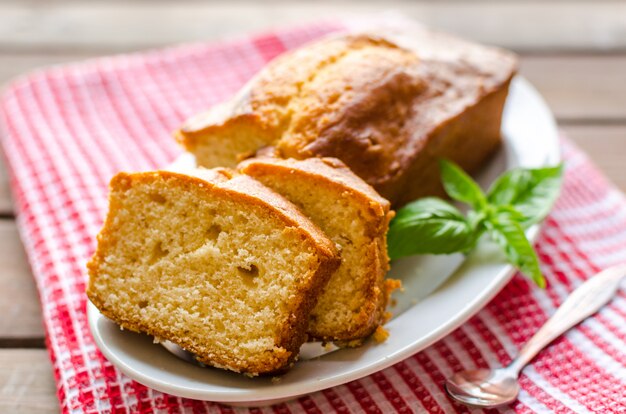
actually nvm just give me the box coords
[88,76,560,406]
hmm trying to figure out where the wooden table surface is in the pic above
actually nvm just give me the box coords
[0,1,625,412]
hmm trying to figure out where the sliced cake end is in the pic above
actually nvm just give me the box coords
[87,169,339,375]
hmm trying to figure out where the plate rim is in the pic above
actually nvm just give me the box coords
[88,75,561,403]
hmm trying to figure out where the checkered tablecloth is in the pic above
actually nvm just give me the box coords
[1,17,625,414]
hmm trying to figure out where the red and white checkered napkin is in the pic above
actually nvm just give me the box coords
[1,18,625,414]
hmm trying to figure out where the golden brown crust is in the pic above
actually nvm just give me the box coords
[87,169,340,375]
[388,83,511,205]
[239,157,396,342]
[176,29,518,207]
[239,156,391,223]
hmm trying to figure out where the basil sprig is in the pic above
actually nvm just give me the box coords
[387,160,563,287]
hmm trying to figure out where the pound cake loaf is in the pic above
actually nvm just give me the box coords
[176,29,517,206]
[87,169,340,375]
[240,157,397,344]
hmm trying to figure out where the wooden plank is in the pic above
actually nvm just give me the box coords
[0,349,58,414]
[0,1,625,53]
[0,220,45,339]
[0,125,623,341]
[0,53,625,216]
[562,125,626,191]
[0,155,11,215]
[1,53,625,122]
[0,53,624,214]
[0,121,620,413]
[520,56,626,122]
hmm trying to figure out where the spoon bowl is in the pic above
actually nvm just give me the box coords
[444,265,625,408]
[445,368,520,407]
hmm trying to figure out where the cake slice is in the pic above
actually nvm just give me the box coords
[87,168,340,375]
[240,157,397,344]
[175,29,517,207]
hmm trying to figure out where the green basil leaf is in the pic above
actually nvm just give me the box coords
[493,205,526,222]
[439,159,487,210]
[487,165,563,227]
[467,209,489,230]
[485,215,546,288]
[388,197,475,260]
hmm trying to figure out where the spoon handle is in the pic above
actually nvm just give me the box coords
[509,264,626,373]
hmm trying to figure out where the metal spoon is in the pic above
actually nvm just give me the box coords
[445,264,626,408]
